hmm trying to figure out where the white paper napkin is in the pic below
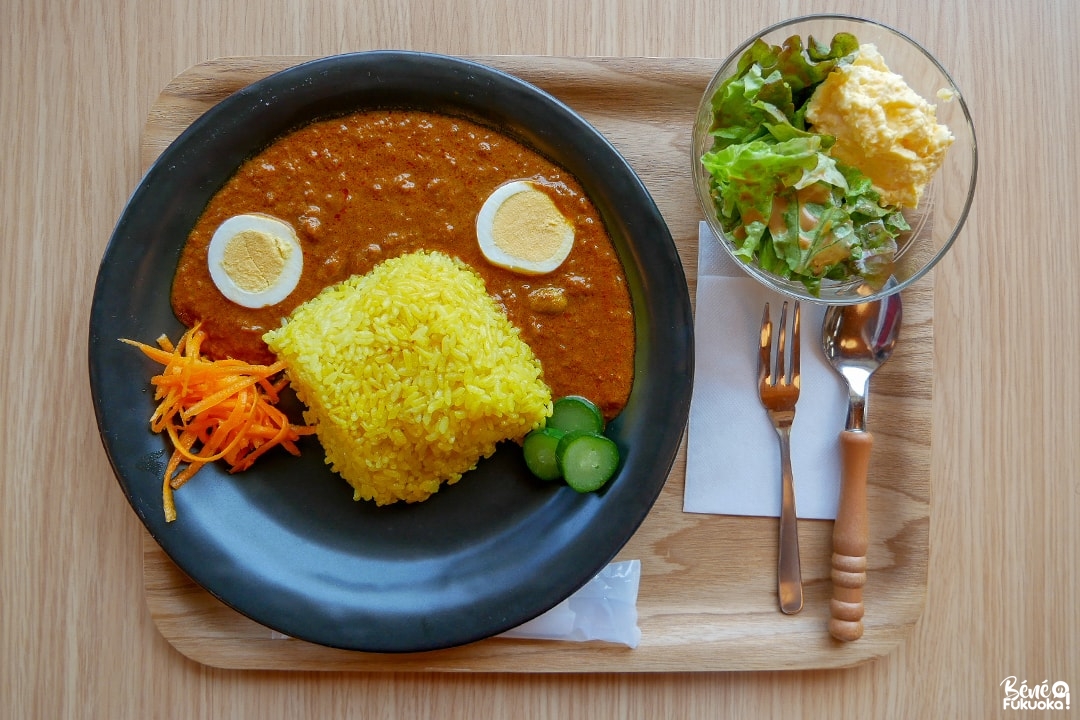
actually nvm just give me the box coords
[683,222,847,520]
[498,559,641,647]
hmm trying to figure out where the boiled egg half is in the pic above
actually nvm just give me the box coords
[207,213,303,308]
[476,180,574,275]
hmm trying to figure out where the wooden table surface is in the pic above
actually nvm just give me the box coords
[3,0,1076,717]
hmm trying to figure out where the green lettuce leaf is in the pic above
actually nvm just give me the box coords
[699,32,907,293]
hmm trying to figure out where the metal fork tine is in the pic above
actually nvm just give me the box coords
[759,302,772,384]
[776,301,788,384]
[790,301,801,385]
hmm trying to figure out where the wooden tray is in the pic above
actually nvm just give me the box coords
[140,55,931,672]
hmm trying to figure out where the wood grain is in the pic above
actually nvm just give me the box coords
[139,56,932,672]
[5,0,1077,716]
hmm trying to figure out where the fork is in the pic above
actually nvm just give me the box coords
[758,300,803,615]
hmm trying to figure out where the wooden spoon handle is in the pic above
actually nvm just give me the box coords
[829,430,873,642]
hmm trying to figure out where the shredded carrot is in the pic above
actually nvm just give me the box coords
[121,323,314,522]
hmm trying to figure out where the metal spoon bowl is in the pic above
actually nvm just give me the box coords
[821,289,902,642]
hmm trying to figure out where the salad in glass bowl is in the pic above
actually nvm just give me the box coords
[692,15,977,303]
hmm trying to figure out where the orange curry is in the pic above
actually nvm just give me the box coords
[172,110,634,418]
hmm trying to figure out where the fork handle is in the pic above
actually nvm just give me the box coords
[776,425,803,614]
[830,430,873,642]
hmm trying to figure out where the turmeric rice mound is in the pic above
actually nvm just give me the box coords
[263,250,552,505]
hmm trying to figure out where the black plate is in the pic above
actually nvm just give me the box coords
[88,52,693,652]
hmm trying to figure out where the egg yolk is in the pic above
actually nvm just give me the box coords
[220,230,293,292]
[490,190,572,263]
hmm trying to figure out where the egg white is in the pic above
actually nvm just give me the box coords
[476,180,574,275]
[206,213,303,308]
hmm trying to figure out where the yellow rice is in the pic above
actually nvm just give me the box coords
[263,250,552,505]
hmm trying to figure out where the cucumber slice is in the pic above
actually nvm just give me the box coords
[556,430,620,493]
[547,395,604,434]
[522,427,565,481]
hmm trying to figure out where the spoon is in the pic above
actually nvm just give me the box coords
[820,288,902,642]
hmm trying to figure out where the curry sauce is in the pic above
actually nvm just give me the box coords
[171,110,634,418]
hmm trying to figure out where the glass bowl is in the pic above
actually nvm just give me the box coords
[692,14,978,304]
